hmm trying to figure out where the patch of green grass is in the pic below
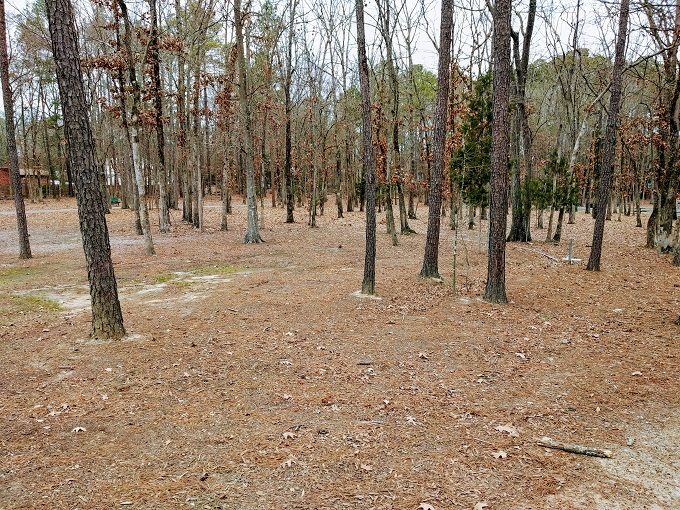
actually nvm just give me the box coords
[171,280,191,289]
[11,295,62,312]
[191,264,242,276]
[153,273,176,284]
[0,267,36,285]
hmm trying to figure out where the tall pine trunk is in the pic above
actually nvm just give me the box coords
[119,0,155,255]
[586,0,629,271]
[234,0,262,243]
[356,0,377,294]
[0,0,31,259]
[484,0,512,303]
[507,0,536,243]
[149,0,169,233]
[420,0,453,278]
[283,0,297,223]
[46,0,125,339]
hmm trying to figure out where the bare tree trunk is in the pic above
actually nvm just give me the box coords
[46,0,125,339]
[0,0,31,259]
[234,0,262,243]
[507,0,536,243]
[221,130,230,231]
[218,43,238,231]
[283,0,297,223]
[175,0,190,222]
[356,0,376,294]
[484,0,512,303]
[587,0,629,271]
[149,0,169,233]
[635,180,642,227]
[119,0,155,255]
[420,0,453,278]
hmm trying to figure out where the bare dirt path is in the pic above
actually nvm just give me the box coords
[0,197,678,509]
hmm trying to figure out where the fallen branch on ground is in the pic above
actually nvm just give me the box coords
[516,246,560,263]
[537,436,613,458]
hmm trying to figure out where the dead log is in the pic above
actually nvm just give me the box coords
[537,436,613,458]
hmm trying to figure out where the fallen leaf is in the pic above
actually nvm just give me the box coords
[406,416,417,425]
[282,431,296,440]
[631,371,642,376]
[281,457,297,468]
[71,426,86,433]
[493,450,508,459]
[474,502,489,510]
[418,352,429,360]
[360,463,373,471]
[495,424,519,437]
[418,504,435,510]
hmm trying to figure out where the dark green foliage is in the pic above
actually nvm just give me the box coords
[450,73,492,209]
[527,176,552,211]
[541,150,578,209]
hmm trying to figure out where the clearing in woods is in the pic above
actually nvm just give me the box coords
[0,197,678,509]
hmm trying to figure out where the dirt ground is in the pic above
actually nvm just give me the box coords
[0,196,678,510]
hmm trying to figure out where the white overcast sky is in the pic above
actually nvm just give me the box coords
[0,0,641,89]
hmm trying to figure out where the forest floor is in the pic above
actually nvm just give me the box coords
[0,195,678,510]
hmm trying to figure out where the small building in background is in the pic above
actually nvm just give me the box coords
[0,166,51,198]
[0,167,9,197]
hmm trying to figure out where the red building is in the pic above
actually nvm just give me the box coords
[0,166,50,198]
[0,167,10,197]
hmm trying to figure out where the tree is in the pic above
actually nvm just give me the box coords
[45,0,125,339]
[0,0,31,259]
[234,0,262,243]
[586,0,629,271]
[641,0,680,252]
[484,0,512,304]
[506,0,536,242]
[451,73,492,226]
[119,0,155,255]
[375,0,413,236]
[420,0,453,279]
[356,0,376,294]
[282,0,297,223]
[148,0,169,233]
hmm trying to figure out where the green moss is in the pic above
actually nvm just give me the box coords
[0,267,36,285]
[153,273,176,284]
[11,295,62,312]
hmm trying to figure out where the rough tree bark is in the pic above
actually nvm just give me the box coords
[218,44,238,231]
[284,0,298,223]
[149,0,169,233]
[45,0,125,339]
[175,0,191,222]
[356,0,376,294]
[119,0,155,255]
[586,0,629,271]
[507,0,536,243]
[234,0,262,243]
[0,0,31,259]
[484,0,512,303]
[420,0,453,278]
